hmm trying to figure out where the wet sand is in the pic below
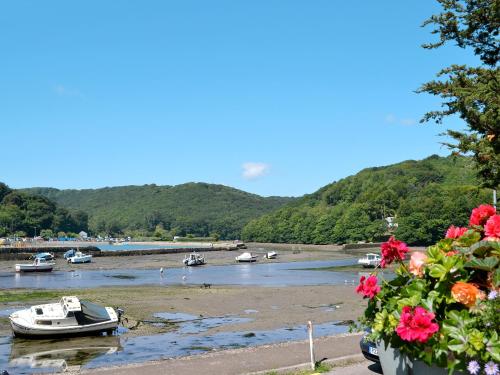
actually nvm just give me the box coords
[0,284,364,338]
[0,243,350,272]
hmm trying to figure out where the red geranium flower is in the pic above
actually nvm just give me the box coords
[396,306,439,343]
[484,214,500,239]
[380,236,408,267]
[355,275,380,299]
[469,204,496,227]
[445,225,468,239]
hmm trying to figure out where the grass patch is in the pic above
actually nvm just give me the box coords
[106,274,137,280]
[0,290,62,303]
[264,362,332,375]
[185,346,212,351]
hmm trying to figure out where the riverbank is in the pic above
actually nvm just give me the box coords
[0,243,353,272]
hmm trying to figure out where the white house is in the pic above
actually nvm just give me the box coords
[79,231,88,239]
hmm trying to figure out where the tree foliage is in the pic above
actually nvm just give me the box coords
[419,0,499,188]
[0,183,88,237]
[242,155,491,245]
[24,183,294,239]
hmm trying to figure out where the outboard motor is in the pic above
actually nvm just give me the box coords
[116,308,125,323]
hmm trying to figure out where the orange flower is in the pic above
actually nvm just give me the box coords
[409,252,427,277]
[451,282,484,307]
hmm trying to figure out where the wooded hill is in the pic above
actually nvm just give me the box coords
[24,183,294,239]
[0,183,88,238]
[241,155,492,245]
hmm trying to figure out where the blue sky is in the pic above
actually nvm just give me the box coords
[0,1,477,197]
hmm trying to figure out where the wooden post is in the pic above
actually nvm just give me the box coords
[307,321,315,371]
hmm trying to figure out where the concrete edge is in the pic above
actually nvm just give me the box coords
[245,353,365,375]
[79,333,365,374]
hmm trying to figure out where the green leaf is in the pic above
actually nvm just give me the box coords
[468,240,500,257]
[494,268,500,287]
[429,264,447,279]
[464,256,499,271]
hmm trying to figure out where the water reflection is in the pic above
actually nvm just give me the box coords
[8,335,121,374]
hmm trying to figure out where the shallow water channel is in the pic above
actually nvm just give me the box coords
[0,311,351,374]
[0,259,363,289]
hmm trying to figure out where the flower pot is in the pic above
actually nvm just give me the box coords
[411,360,466,375]
[376,341,412,375]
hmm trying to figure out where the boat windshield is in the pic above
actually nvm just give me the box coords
[74,300,110,325]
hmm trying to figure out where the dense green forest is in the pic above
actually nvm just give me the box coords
[0,183,88,238]
[241,155,492,245]
[24,183,294,239]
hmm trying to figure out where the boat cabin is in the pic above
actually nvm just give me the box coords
[29,296,111,327]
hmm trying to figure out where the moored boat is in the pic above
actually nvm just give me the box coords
[183,252,205,266]
[265,251,277,259]
[235,252,258,262]
[63,249,76,259]
[15,258,55,273]
[9,296,120,338]
[357,253,381,268]
[32,252,55,261]
[68,251,92,264]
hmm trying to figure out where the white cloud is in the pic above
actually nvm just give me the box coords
[53,84,83,97]
[385,114,416,126]
[385,114,396,123]
[242,162,270,180]
[400,118,416,126]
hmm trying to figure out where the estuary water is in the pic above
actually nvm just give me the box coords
[0,259,362,289]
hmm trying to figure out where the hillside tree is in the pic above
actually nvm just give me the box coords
[418,0,499,188]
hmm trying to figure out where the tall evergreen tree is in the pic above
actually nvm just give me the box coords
[418,0,499,188]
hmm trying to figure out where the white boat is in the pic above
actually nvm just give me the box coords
[235,252,258,262]
[265,251,277,259]
[9,296,120,338]
[68,251,92,264]
[15,257,55,273]
[33,252,55,261]
[183,253,205,266]
[357,253,381,268]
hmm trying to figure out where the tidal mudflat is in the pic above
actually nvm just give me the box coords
[0,283,364,373]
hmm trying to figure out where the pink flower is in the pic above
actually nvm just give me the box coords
[409,252,427,277]
[355,275,380,299]
[445,250,459,256]
[445,225,468,239]
[396,306,439,343]
[484,214,500,239]
[469,204,496,227]
[380,236,409,268]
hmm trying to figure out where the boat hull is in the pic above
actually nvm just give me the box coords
[15,265,53,272]
[10,319,118,338]
[69,256,92,264]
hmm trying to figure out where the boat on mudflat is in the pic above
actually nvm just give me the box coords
[235,252,258,262]
[265,251,278,259]
[183,252,205,266]
[9,296,121,338]
[15,258,55,273]
[68,251,92,264]
[357,253,381,268]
